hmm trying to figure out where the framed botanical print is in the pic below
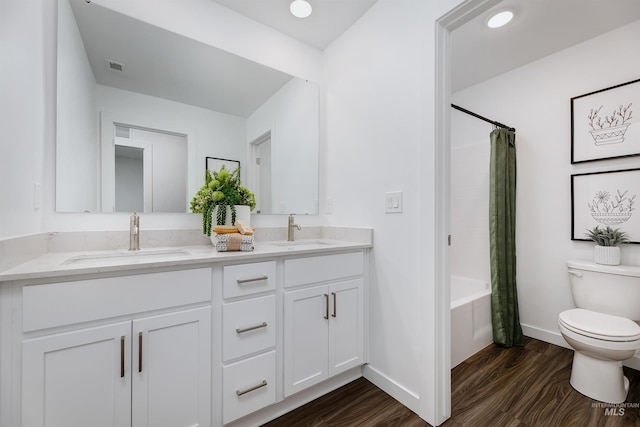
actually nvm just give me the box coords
[571,78,640,164]
[571,168,639,243]
[206,157,240,174]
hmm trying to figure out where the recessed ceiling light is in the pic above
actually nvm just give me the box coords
[290,0,312,18]
[486,10,514,29]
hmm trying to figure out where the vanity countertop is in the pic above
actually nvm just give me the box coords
[0,239,372,282]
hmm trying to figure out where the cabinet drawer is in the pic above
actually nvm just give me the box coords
[284,252,364,288]
[223,351,276,424]
[223,295,276,361]
[23,268,211,332]
[223,261,276,299]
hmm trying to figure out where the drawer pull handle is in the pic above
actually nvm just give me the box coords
[324,294,329,320]
[237,275,269,284]
[138,332,143,373]
[120,336,125,378]
[236,380,268,396]
[332,292,337,318]
[236,322,268,334]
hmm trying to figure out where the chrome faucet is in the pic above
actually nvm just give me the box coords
[287,214,301,242]
[129,212,140,251]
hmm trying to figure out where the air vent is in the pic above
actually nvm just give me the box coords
[115,125,130,138]
[105,59,124,72]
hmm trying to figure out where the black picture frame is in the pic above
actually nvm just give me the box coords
[571,168,640,243]
[205,157,240,175]
[571,78,640,164]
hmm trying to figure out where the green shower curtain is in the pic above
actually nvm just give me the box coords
[489,128,524,347]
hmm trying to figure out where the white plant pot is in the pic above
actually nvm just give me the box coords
[212,205,251,227]
[594,245,620,266]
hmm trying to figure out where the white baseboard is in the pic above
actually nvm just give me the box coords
[521,323,570,349]
[362,364,420,415]
[521,323,640,371]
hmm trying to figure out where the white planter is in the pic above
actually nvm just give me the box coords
[594,245,620,266]
[212,205,251,227]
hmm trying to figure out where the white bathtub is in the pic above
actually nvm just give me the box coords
[451,275,493,368]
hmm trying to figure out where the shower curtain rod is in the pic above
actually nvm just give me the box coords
[451,104,515,132]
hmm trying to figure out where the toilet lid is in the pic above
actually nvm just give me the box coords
[559,309,640,342]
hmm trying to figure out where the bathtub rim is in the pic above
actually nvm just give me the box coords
[450,275,491,310]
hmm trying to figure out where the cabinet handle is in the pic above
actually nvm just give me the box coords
[236,322,267,334]
[236,380,267,396]
[120,336,125,378]
[237,275,268,284]
[138,332,143,373]
[324,294,329,320]
[332,292,337,318]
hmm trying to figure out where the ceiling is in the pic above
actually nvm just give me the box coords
[451,0,640,92]
[214,0,640,92]
[211,0,378,50]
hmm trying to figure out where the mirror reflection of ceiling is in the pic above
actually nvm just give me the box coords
[69,0,293,117]
[451,0,640,93]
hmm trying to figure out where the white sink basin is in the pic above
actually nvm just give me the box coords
[63,248,191,265]
[269,240,335,247]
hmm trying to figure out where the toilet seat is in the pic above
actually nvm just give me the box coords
[559,309,640,342]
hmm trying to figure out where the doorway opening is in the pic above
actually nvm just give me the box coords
[250,131,272,214]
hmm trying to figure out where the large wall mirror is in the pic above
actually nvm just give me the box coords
[56,0,319,214]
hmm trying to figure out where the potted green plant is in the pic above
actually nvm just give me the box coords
[190,165,256,236]
[584,225,629,265]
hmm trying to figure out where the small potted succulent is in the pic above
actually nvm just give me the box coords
[190,165,256,236]
[584,225,629,265]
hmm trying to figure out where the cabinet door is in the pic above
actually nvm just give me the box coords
[22,322,132,427]
[284,286,329,396]
[329,278,364,376]
[132,307,211,427]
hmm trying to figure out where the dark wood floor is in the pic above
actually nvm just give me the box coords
[262,337,640,426]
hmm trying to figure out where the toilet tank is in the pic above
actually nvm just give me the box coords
[567,260,640,320]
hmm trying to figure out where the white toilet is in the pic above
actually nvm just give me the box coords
[558,260,640,403]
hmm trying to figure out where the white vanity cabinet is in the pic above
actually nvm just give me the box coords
[283,252,365,396]
[20,268,212,427]
[0,240,371,427]
[22,321,132,427]
[220,261,277,424]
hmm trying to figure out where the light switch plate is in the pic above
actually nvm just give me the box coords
[385,191,402,213]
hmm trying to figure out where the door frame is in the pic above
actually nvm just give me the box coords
[430,0,503,424]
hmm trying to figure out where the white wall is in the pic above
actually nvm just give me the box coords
[0,0,50,238]
[56,0,98,213]
[324,0,422,402]
[323,1,465,424]
[449,110,491,283]
[247,78,319,215]
[452,21,640,348]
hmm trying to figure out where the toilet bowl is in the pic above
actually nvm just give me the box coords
[558,309,640,403]
[559,260,640,403]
